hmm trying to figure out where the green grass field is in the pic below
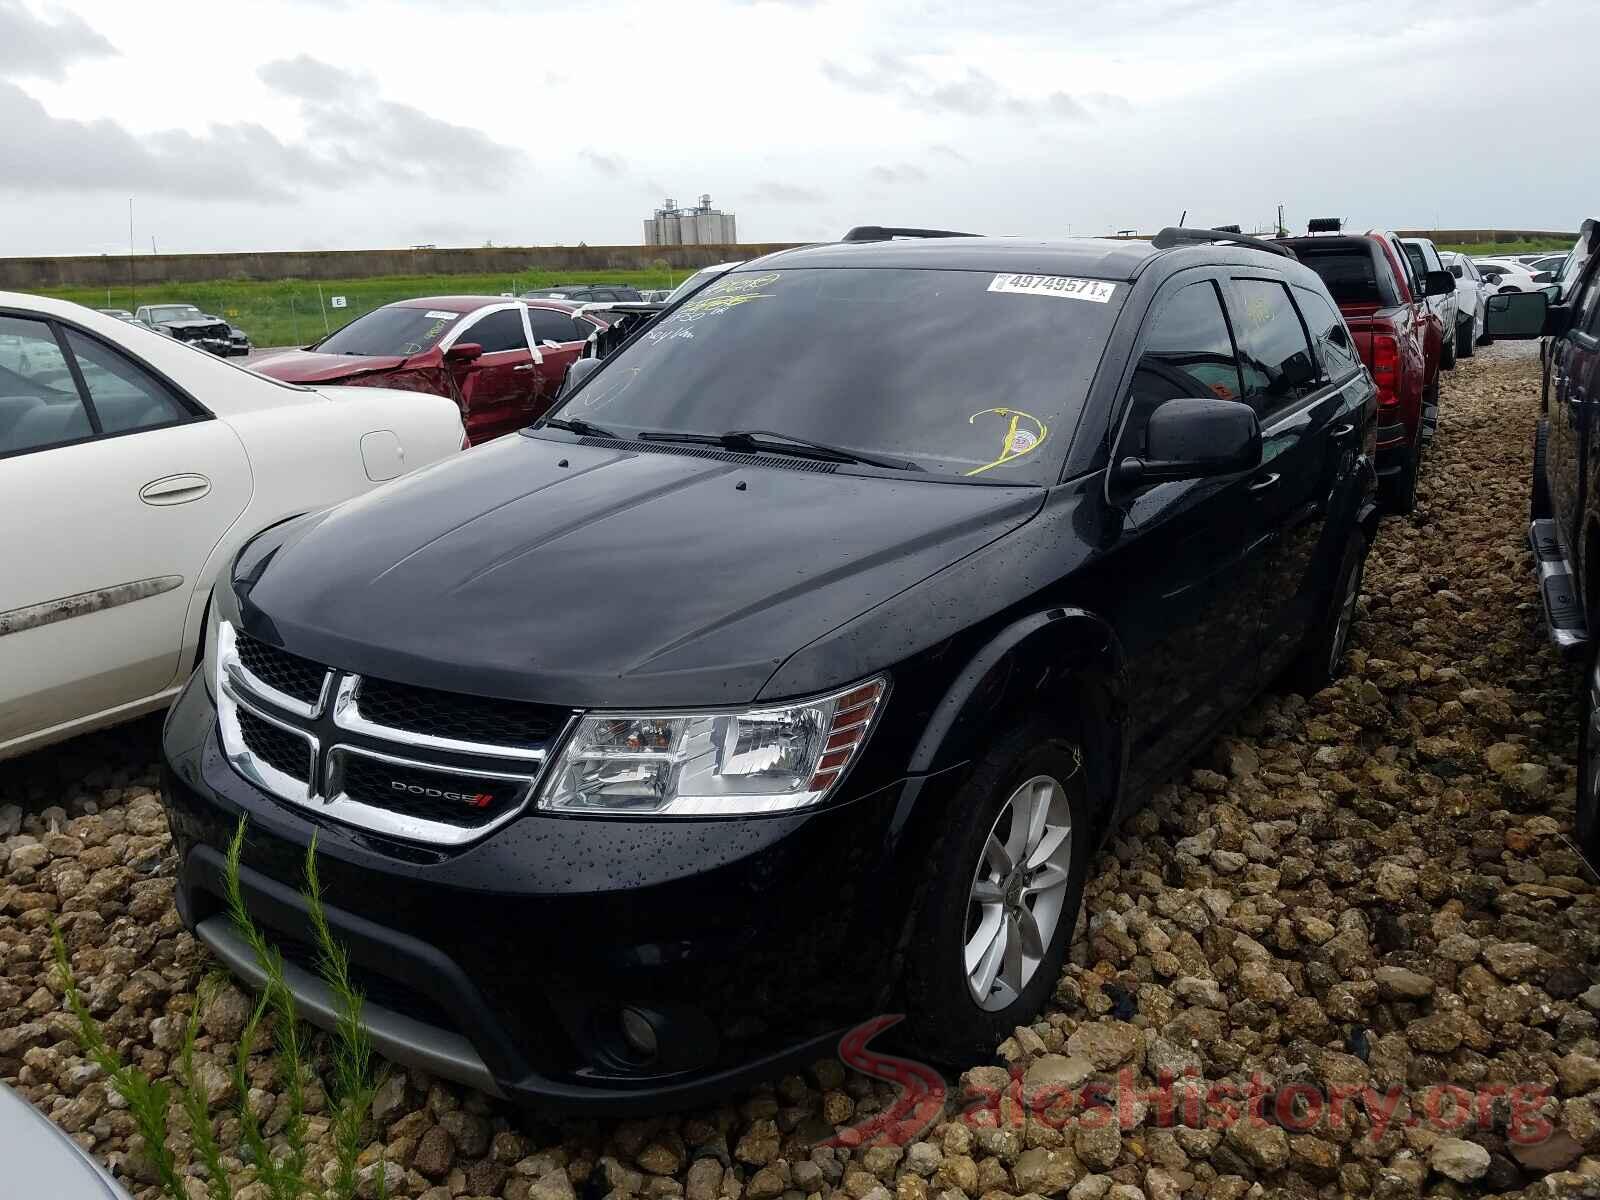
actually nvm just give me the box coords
[31,269,684,348]
[1436,238,1573,256]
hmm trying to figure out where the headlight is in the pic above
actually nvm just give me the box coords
[538,677,887,816]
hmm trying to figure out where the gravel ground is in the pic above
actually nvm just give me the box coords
[4,341,1599,1200]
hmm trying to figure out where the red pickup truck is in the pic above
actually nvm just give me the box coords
[1277,231,1452,511]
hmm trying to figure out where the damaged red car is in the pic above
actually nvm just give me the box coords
[251,297,603,444]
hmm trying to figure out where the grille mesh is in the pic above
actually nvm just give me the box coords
[355,677,560,747]
[337,754,524,828]
[236,707,311,783]
[235,633,327,707]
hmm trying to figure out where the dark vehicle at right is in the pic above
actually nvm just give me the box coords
[160,227,1378,1112]
[1489,218,1599,863]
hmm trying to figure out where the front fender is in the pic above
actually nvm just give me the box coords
[907,607,1129,845]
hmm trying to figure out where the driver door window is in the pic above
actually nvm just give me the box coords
[1121,280,1242,457]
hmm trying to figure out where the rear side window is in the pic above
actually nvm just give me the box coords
[526,309,587,344]
[1229,279,1319,412]
[463,309,528,354]
[1292,286,1362,383]
[1121,280,1242,456]
[0,316,94,456]
[64,329,190,433]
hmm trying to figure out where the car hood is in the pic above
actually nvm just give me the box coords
[160,316,226,331]
[251,349,411,383]
[238,435,1044,708]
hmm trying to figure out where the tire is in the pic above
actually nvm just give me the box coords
[1441,323,1457,369]
[1457,317,1475,360]
[1532,420,1552,520]
[1577,610,1600,869]
[1286,529,1368,694]
[905,720,1092,1062]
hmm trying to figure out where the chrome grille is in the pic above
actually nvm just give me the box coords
[215,619,572,845]
[353,676,557,748]
[236,707,313,784]
[234,632,328,709]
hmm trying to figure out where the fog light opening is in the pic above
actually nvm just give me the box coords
[620,1007,659,1060]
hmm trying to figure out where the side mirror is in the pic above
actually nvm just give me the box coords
[1449,265,1463,279]
[1484,291,1571,339]
[1534,271,1553,283]
[1424,270,1456,297]
[559,356,603,398]
[1113,397,1262,489]
[445,342,483,366]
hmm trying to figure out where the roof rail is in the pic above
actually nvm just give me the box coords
[1150,226,1297,260]
[841,225,979,243]
[1213,224,1242,234]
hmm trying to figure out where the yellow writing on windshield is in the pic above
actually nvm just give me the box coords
[965,407,1048,477]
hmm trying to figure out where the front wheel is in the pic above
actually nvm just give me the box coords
[905,722,1091,1061]
[1286,529,1368,694]
[1441,324,1457,369]
[1457,317,1475,360]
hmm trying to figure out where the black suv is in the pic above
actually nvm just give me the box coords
[1486,218,1598,863]
[522,285,645,303]
[161,229,1379,1111]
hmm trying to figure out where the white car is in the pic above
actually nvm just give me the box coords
[0,293,465,761]
[1473,258,1542,292]
[1438,251,1490,356]
[1400,237,1462,367]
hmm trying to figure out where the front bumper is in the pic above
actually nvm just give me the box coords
[160,674,948,1112]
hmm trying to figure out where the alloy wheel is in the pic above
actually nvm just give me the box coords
[964,774,1074,1011]
[1329,556,1363,676]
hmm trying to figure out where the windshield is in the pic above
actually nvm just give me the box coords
[546,266,1124,484]
[151,306,206,322]
[315,305,462,356]
[666,265,738,303]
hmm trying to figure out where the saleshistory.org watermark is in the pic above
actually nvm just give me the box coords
[823,1016,1563,1150]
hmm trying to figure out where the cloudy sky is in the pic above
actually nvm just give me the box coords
[0,0,1594,256]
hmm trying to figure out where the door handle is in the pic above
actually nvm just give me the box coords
[139,473,211,506]
[1246,473,1281,495]
[1331,423,1356,438]
[512,364,537,372]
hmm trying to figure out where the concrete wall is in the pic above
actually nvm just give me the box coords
[0,242,800,290]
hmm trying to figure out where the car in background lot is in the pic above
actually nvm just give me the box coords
[1439,251,1489,356]
[1402,237,1462,368]
[251,297,604,445]
[0,292,465,761]
[134,303,248,356]
[0,1081,131,1198]
[1474,259,1542,292]
[162,226,1377,1110]
[1278,229,1452,512]
[522,284,645,303]
[1487,218,1600,864]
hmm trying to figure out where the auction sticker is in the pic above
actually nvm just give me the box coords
[988,274,1116,303]
[423,310,459,320]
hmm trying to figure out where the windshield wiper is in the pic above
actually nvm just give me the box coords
[638,428,921,471]
[542,416,620,439]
